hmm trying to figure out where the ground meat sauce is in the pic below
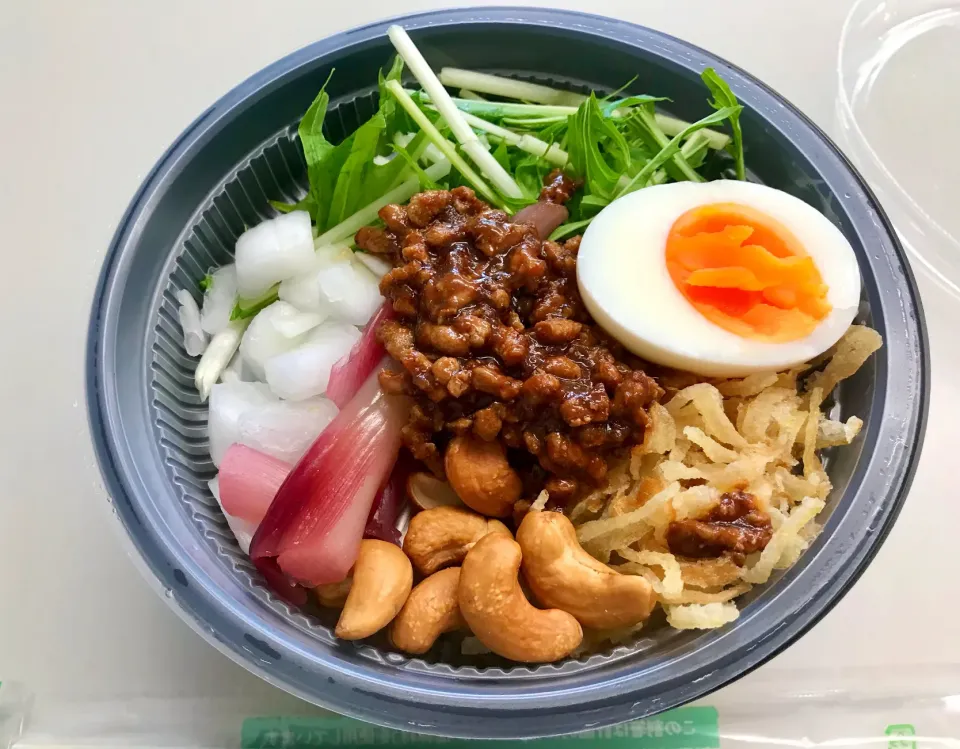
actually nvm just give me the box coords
[666,490,773,562]
[359,175,663,511]
[539,170,580,204]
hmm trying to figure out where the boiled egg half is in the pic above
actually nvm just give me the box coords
[576,181,861,377]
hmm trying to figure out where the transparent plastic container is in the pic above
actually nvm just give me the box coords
[838,0,960,297]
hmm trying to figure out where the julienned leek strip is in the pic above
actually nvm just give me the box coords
[383,81,501,207]
[614,105,740,198]
[450,96,732,152]
[457,110,569,167]
[425,67,734,152]
[439,67,585,107]
[195,319,249,401]
[631,107,703,183]
[657,113,729,150]
[387,26,523,200]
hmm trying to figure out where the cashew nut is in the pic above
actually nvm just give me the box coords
[390,567,466,654]
[403,505,510,576]
[315,576,352,608]
[516,511,656,630]
[335,540,413,640]
[407,472,464,511]
[458,533,583,663]
[444,435,522,517]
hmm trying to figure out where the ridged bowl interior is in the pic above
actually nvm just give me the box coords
[89,10,926,738]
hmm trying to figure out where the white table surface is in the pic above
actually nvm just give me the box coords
[2,0,958,741]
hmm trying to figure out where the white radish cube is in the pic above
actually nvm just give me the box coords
[240,302,316,382]
[277,244,353,314]
[264,322,361,401]
[200,264,238,336]
[207,381,277,466]
[235,211,315,298]
[316,260,382,326]
[355,252,393,280]
[237,397,339,464]
[176,289,207,356]
[269,306,324,339]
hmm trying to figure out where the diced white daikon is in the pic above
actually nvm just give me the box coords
[239,301,317,381]
[270,307,324,339]
[277,244,353,313]
[221,350,254,384]
[200,264,238,336]
[316,260,382,326]
[176,289,207,356]
[207,380,277,466]
[237,397,339,463]
[355,252,393,279]
[235,211,315,298]
[264,322,361,401]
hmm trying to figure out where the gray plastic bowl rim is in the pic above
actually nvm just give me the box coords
[86,7,929,739]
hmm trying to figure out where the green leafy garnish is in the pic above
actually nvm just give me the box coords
[295,59,425,234]
[614,105,742,198]
[268,53,749,262]
[679,132,711,169]
[601,94,666,117]
[385,80,502,207]
[579,194,612,213]
[567,94,632,201]
[230,285,279,321]
[597,76,640,104]
[297,70,350,232]
[701,68,745,180]
[198,274,213,291]
[269,197,315,215]
[325,57,414,227]
[621,103,703,183]
[488,139,549,206]
[392,136,441,190]
[549,218,594,241]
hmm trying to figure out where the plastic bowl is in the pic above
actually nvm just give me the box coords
[86,8,928,739]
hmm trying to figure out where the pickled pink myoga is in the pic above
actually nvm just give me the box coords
[249,367,409,603]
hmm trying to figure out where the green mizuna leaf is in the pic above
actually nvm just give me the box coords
[392,135,442,190]
[230,285,279,321]
[701,68,745,180]
[280,56,750,256]
[615,105,742,198]
[269,197,315,215]
[601,94,667,117]
[325,57,413,227]
[549,217,594,241]
[566,94,632,201]
[297,70,356,232]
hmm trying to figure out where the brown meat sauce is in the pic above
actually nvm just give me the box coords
[666,490,773,563]
[361,176,662,511]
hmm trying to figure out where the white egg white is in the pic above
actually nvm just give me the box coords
[576,181,862,377]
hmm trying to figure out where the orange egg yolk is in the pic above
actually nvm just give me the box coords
[665,202,831,342]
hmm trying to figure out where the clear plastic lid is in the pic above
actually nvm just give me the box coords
[837,0,960,296]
